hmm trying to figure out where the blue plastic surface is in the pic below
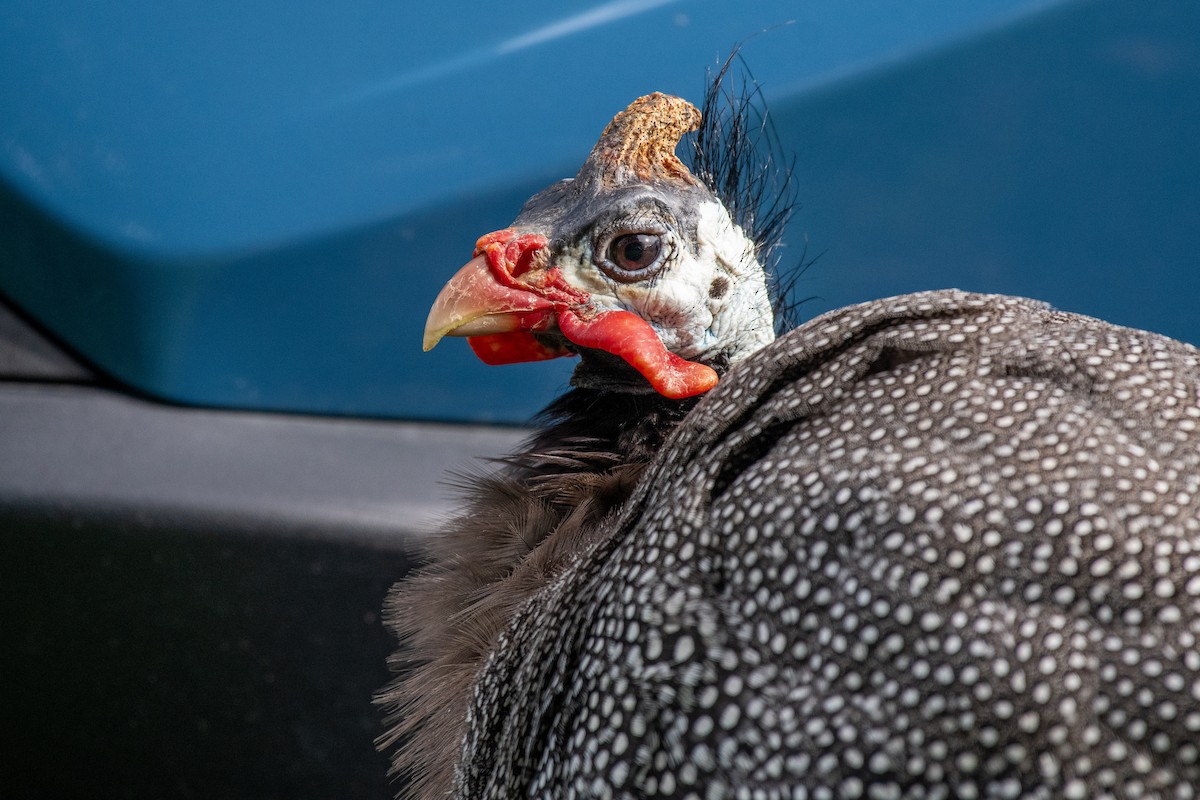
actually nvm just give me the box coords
[1,0,1197,422]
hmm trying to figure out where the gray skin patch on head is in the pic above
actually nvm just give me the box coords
[513,178,709,257]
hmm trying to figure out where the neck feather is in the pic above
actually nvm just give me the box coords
[378,386,695,800]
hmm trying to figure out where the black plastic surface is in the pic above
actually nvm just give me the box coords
[2,510,412,799]
[0,380,528,798]
[0,383,527,540]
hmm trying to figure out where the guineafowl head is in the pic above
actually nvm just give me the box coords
[423,85,794,399]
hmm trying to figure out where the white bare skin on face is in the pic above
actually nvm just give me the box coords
[554,198,776,367]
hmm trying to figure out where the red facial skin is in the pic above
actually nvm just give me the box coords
[557,308,718,398]
[459,228,718,400]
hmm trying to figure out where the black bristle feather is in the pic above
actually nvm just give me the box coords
[686,49,807,335]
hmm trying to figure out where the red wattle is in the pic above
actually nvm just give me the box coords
[468,333,574,365]
[557,308,718,399]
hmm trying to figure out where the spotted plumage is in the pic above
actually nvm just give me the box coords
[379,65,1200,800]
[458,291,1200,799]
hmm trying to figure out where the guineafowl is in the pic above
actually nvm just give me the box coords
[379,73,1200,800]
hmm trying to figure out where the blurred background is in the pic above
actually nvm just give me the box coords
[1,0,1197,797]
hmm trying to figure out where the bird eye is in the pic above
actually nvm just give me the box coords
[602,233,664,281]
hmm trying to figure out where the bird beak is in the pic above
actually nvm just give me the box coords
[422,229,579,364]
[423,228,718,399]
[421,253,556,352]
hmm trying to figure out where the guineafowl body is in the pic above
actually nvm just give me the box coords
[458,290,1200,799]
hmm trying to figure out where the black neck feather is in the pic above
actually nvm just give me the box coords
[687,51,804,334]
[506,386,699,481]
